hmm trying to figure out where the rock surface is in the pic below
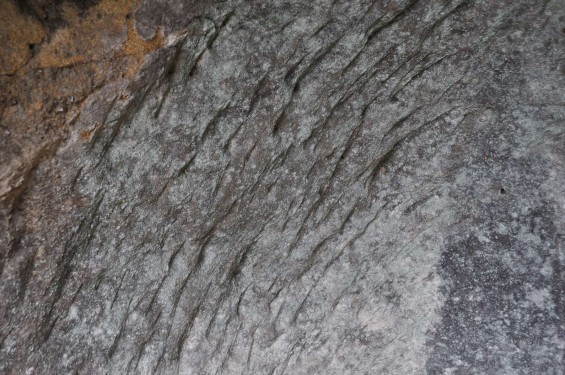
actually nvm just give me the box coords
[1,0,564,374]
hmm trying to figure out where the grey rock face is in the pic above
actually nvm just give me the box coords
[1,0,564,374]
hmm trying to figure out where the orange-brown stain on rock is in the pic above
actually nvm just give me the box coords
[79,123,103,142]
[0,1,46,75]
[33,0,164,72]
[0,0,166,203]
[122,16,165,77]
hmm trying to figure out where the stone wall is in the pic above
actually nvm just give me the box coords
[1,0,564,373]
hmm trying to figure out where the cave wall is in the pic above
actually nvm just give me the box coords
[1,0,564,374]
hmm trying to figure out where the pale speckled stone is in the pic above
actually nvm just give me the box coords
[1,0,564,374]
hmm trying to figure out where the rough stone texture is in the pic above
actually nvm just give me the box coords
[1,0,564,374]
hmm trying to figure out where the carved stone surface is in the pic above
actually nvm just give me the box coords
[1,0,564,374]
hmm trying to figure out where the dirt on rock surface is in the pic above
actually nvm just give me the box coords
[0,0,163,206]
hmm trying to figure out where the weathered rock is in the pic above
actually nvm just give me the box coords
[1,0,564,374]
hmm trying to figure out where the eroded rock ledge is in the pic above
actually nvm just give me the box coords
[1,0,564,374]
